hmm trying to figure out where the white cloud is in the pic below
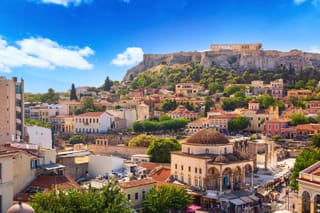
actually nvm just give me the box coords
[294,0,307,4]
[38,0,91,7]
[0,36,94,73]
[294,0,320,5]
[309,46,320,53]
[111,47,144,66]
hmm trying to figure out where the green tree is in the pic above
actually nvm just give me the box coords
[81,97,96,112]
[25,119,51,128]
[68,135,84,144]
[70,83,78,101]
[31,178,134,213]
[40,88,59,104]
[161,100,177,112]
[221,97,247,111]
[290,149,320,190]
[204,96,214,117]
[104,76,113,91]
[257,95,274,109]
[144,185,192,213]
[289,113,310,126]
[295,80,305,89]
[147,138,181,163]
[127,134,156,147]
[159,115,171,121]
[306,79,318,90]
[228,116,250,132]
[132,121,144,132]
[224,85,245,96]
[311,134,320,148]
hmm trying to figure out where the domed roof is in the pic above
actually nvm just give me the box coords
[186,129,229,145]
[214,156,229,163]
[6,202,35,213]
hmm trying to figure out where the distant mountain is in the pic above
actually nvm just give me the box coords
[123,47,320,82]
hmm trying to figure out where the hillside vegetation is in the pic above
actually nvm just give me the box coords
[130,62,320,93]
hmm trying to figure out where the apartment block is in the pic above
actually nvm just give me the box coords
[0,77,24,145]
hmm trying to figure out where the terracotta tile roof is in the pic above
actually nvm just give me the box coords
[119,178,156,189]
[17,175,80,202]
[150,167,171,182]
[0,146,18,156]
[75,111,113,117]
[311,167,320,176]
[296,124,320,131]
[138,162,171,171]
[58,100,83,105]
[212,114,240,119]
[55,115,73,119]
[189,118,210,124]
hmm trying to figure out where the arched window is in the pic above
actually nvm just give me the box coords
[302,191,311,213]
[314,194,320,213]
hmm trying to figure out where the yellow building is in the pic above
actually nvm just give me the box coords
[287,89,312,99]
[298,161,320,213]
[234,100,279,132]
[51,115,74,133]
[119,178,156,210]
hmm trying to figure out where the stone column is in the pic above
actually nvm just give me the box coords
[311,199,315,213]
[231,173,234,191]
[220,176,223,193]
[251,171,254,190]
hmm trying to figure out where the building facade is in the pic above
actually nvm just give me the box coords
[74,112,114,134]
[0,77,24,144]
[298,161,320,213]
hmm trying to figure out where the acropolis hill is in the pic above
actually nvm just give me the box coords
[123,43,320,81]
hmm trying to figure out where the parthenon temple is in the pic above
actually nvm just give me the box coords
[210,43,262,51]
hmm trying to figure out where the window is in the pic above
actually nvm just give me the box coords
[195,177,198,187]
[30,159,40,169]
[199,168,202,174]
[127,194,131,200]
[181,174,184,183]
[188,176,191,185]
[181,165,183,171]
[142,190,146,200]
[188,166,191,172]
[135,192,139,200]
[0,195,2,213]
[175,164,177,169]
[195,167,197,173]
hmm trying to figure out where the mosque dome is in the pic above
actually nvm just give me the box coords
[186,129,229,145]
[6,202,35,213]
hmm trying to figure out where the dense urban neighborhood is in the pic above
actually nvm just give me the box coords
[2,42,320,213]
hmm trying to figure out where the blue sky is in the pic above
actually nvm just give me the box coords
[0,0,320,93]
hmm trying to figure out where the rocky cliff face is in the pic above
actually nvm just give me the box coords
[123,49,320,82]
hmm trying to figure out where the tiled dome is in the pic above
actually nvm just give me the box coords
[186,129,229,145]
[6,203,35,213]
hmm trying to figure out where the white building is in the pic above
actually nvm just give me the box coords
[25,126,53,149]
[107,108,137,128]
[88,155,125,177]
[74,112,114,134]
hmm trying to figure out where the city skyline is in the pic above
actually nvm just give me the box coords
[1,0,320,93]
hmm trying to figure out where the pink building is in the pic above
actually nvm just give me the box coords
[265,119,290,137]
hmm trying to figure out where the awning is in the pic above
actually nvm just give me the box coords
[40,163,65,170]
[230,198,246,206]
[240,196,253,203]
[248,195,260,202]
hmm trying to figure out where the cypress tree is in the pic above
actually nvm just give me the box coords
[70,83,78,101]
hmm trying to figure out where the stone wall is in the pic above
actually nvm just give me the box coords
[87,144,147,159]
[123,48,320,82]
